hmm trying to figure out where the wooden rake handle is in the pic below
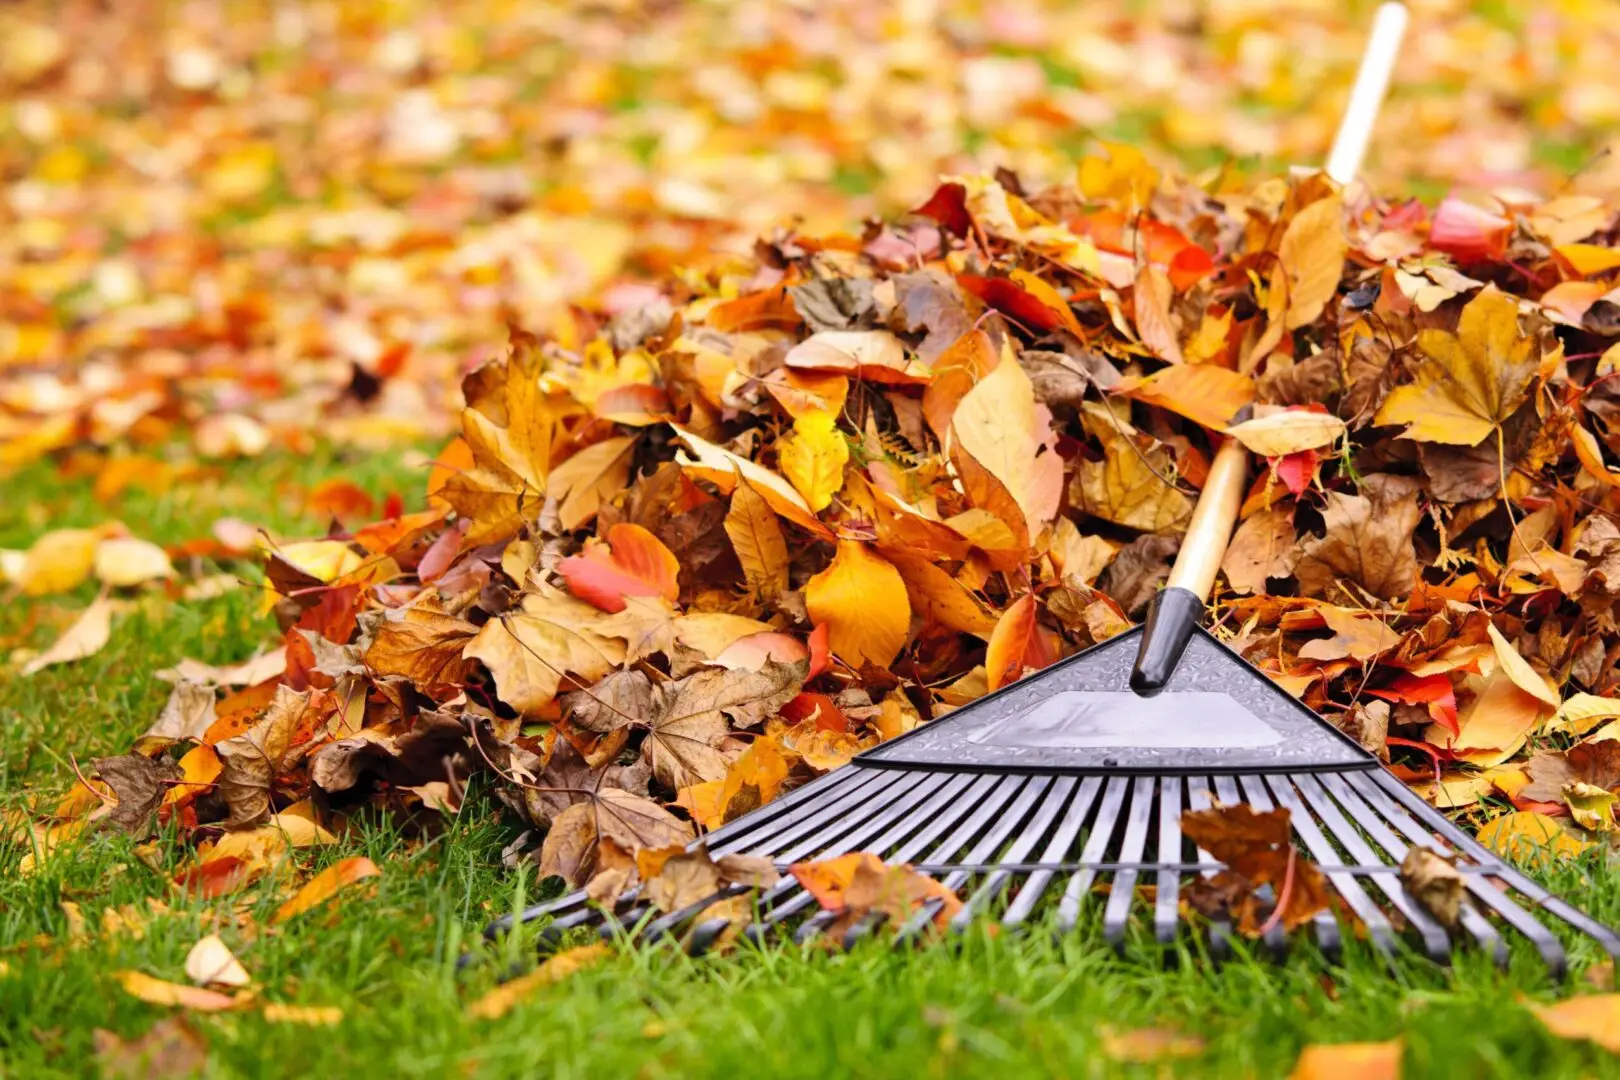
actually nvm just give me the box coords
[1129,3,1408,696]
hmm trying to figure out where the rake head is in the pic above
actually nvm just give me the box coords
[489,628,1620,977]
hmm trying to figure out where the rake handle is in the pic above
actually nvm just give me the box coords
[1130,435,1246,696]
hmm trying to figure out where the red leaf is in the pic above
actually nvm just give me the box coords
[781,692,849,733]
[558,523,680,613]
[807,622,831,679]
[1428,197,1511,264]
[957,274,1071,334]
[1272,449,1318,496]
[912,182,971,236]
[1369,673,1459,737]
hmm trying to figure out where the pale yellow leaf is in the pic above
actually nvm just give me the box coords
[466,944,611,1020]
[184,934,250,988]
[22,596,113,676]
[1225,410,1346,457]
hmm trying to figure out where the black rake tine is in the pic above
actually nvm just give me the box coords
[1057,775,1130,932]
[1001,775,1104,929]
[1293,773,1453,963]
[1370,770,1620,963]
[1238,774,1338,957]
[950,775,1080,933]
[1154,776,1183,946]
[1102,776,1156,952]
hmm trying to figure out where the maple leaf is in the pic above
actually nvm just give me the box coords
[362,600,477,689]
[643,661,805,789]
[1293,475,1421,601]
[789,852,963,933]
[462,591,627,715]
[538,788,693,888]
[1374,286,1541,446]
[214,685,321,828]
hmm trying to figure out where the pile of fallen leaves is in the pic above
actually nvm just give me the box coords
[16,148,1620,939]
[8,0,1620,474]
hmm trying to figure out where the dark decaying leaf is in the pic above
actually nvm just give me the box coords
[92,754,183,835]
[1181,805,1332,936]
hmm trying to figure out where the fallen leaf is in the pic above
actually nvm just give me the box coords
[114,971,241,1013]
[466,944,612,1021]
[1530,994,1620,1053]
[1099,1026,1207,1064]
[94,537,174,587]
[539,789,693,887]
[1476,811,1591,865]
[1374,286,1540,447]
[1278,194,1347,330]
[1288,1040,1402,1080]
[1398,848,1464,928]
[1221,506,1299,595]
[985,594,1052,691]
[777,410,849,513]
[93,1018,209,1080]
[184,934,251,988]
[725,477,789,601]
[805,541,910,669]
[1293,475,1421,601]
[1072,403,1191,533]
[22,595,113,675]
[1486,622,1560,707]
[261,1004,344,1026]
[558,523,681,613]
[952,346,1058,536]
[643,662,805,789]
[1115,364,1256,432]
[16,528,98,596]
[1225,410,1346,457]
[273,856,381,923]
[1181,804,1332,935]
[463,591,627,715]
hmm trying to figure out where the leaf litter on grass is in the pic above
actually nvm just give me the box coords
[9,0,1620,1056]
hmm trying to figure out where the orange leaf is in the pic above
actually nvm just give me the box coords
[307,479,375,522]
[985,595,1052,691]
[273,856,380,924]
[114,971,243,1012]
[1288,1041,1402,1080]
[557,524,680,614]
[1114,365,1256,431]
[1529,994,1620,1052]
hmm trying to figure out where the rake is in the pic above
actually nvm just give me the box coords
[486,4,1620,975]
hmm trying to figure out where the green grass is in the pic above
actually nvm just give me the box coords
[5,448,1620,1079]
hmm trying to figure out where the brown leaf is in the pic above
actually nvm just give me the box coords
[1293,475,1421,601]
[363,601,477,689]
[1181,804,1331,936]
[1072,403,1192,533]
[538,789,693,887]
[1398,847,1464,928]
[724,477,789,602]
[214,685,317,828]
[644,662,805,789]
[1297,607,1401,663]
[564,669,656,735]
[92,754,182,835]
[93,1018,209,1080]
[1221,507,1299,595]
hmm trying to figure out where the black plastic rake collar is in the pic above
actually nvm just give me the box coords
[486,623,1620,976]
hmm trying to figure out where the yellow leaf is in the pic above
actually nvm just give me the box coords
[114,970,242,1012]
[94,537,174,588]
[548,436,637,532]
[1115,364,1255,432]
[466,944,611,1021]
[1476,811,1591,865]
[17,528,98,596]
[22,596,113,676]
[804,541,910,669]
[1288,1040,1402,1080]
[724,478,789,601]
[777,410,849,513]
[1486,622,1560,706]
[1077,142,1159,210]
[1225,410,1346,457]
[262,1004,344,1026]
[462,591,627,714]
[673,426,833,539]
[1545,694,1620,736]
[1557,243,1620,276]
[1071,403,1192,533]
[1530,994,1620,1052]
[1373,287,1539,447]
[952,347,1057,535]
[1279,194,1347,330]
[273,856,380,924]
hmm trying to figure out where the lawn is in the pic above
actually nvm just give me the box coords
[1,449,1619,1080]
